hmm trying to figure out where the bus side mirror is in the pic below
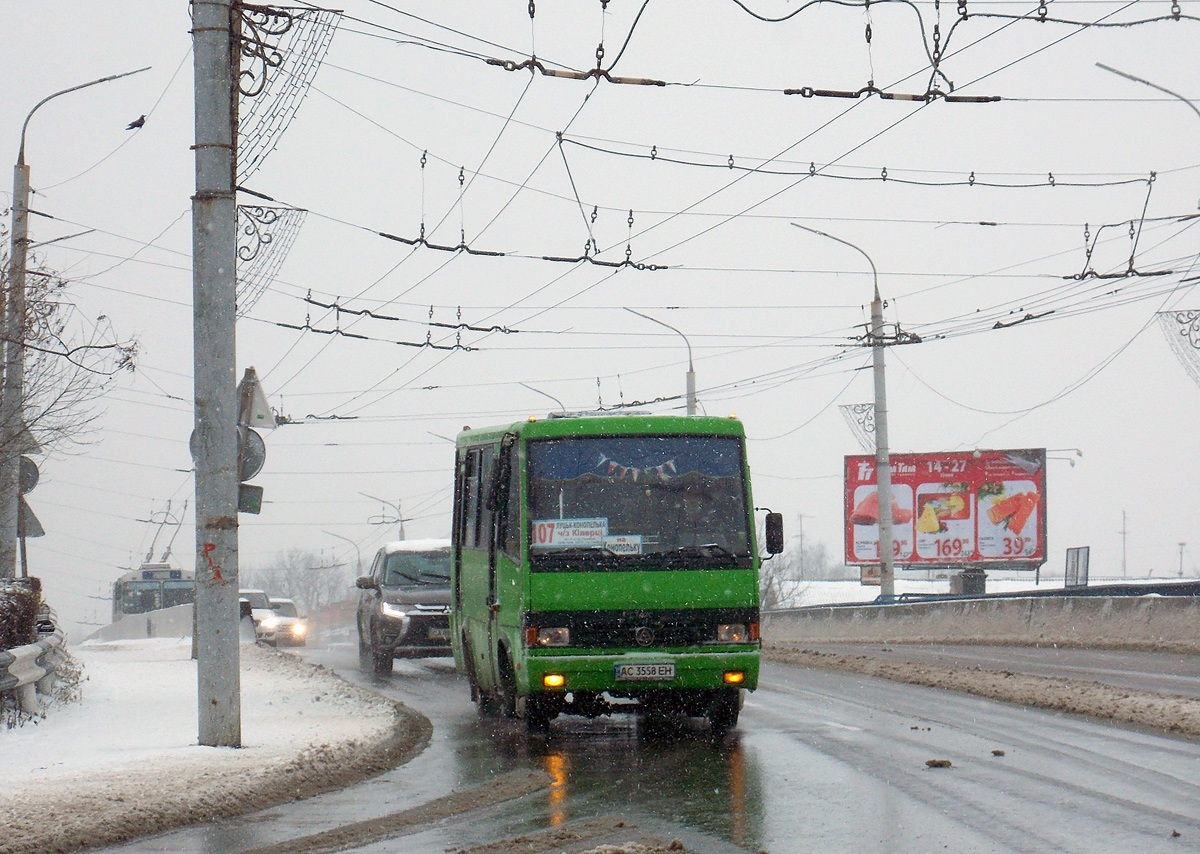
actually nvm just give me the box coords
[765,512,784,555]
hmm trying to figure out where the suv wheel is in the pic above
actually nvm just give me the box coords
[358,627,372,672]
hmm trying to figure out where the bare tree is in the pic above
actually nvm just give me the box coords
[760,526,854,609]
[0,238,137,461]
[241,548,353,616]
[1,237,137,577]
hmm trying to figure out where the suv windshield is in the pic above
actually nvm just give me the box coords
[527,435,751,570]
[383,551,451,587]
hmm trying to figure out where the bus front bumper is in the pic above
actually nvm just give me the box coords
[523,648,759,695]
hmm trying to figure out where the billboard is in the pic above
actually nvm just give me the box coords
[844,449,1047,570]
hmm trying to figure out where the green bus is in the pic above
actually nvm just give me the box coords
[450,412,782,733]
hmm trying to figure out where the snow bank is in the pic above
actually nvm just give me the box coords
[765,645,1200,739]
[0,639,431,854]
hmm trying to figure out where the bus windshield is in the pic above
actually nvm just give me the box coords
[527,435,751,569]
[384,550,451,587]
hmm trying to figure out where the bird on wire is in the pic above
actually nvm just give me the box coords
[126,115,146,130]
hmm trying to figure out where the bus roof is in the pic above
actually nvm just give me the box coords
[456,413,744,447]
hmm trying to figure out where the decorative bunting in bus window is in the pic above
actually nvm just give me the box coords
[596,454,677,482]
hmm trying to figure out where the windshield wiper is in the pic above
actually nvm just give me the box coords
[393,571,438,585]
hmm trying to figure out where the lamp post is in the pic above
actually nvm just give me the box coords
[323,530,363,576]
[624,308,697,416]
[2,67,150,578]
[791,222,896,599]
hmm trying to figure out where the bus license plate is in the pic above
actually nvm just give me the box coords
[614,663,674,681]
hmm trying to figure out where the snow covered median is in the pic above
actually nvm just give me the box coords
[0,638,431,854]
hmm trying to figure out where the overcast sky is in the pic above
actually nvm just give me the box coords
[3,0,1198,636]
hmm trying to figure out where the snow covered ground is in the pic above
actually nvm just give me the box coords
[0,638,421,854]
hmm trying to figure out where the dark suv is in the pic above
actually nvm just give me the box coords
[356,539,452,675]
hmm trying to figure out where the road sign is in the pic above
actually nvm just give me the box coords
[18,496,44,538]
[19,456,38,494]
[238,427,265,481]
[238,484,263,515]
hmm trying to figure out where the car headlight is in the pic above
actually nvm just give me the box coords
[291,623,307,636]
[381,602,408,620]
[260,617,279,630]
[716,623,748,643]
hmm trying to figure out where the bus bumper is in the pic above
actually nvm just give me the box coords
[523,648,759,695]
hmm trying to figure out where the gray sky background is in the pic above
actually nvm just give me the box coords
[3,1,1198,637]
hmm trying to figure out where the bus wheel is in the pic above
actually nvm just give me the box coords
[498,654,518,718]
[708,688,740,735]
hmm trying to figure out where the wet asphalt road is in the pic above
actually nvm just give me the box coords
[104,644,1200,853]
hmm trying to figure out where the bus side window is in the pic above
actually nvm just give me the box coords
[499,441,521,559]
[464,450,480,548]
[475,450,495,550]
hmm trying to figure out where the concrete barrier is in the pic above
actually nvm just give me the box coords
[86,604,194,643]
[762,595,1200,654]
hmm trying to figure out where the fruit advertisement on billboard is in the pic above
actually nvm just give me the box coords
[844,449,1047,569]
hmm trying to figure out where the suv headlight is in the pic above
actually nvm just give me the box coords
[381,602,408,620]
[716,623,748,643]
[260,616,279,630]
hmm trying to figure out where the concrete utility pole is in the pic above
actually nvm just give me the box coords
[791,223,897,599]
[624,308,697,416]
[192,0,241,747]
[1,68,149,579]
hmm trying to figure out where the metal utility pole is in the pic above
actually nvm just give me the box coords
[624,308,697,416]
[1,68,149,579]
[192,0,241,747]
[791,223,908,599]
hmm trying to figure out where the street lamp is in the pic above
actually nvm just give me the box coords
[2,67,150,578]
[624,307,697,416]
[790,222,897,600]
[360,492,407,541]
[323,530,363,576]
[1096,64,1200,205]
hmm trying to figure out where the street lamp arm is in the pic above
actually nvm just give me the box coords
[624,307,693,369]
[1096,63,1200,125]
[18,66,151,163]
[322,530,363,574]
[790,222,880,300]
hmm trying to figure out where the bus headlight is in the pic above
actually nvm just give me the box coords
[716,623,748,643]
[535,627,570,647]
[543,673,566,688]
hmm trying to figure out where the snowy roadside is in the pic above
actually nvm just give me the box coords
[0,638,431,854]
[764,643,1200,739]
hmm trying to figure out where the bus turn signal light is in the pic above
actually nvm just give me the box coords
[724,671,745,685]
[543,674,566,688]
